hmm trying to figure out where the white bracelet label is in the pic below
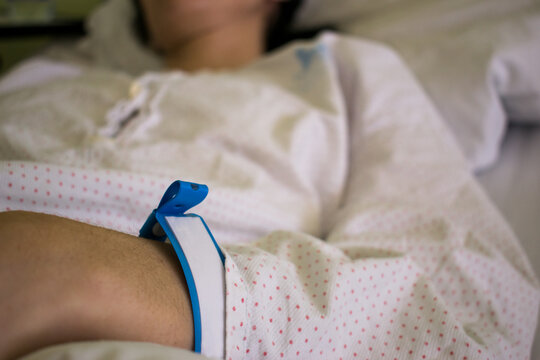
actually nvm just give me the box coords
[139,181,225,359]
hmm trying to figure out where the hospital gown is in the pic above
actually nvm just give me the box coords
[0,33,538,359]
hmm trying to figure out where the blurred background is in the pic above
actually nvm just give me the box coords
[0,0,102,73]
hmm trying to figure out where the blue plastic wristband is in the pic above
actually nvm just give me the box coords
[139,181,225,355]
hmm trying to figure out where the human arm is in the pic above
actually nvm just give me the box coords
[0,211,193,360]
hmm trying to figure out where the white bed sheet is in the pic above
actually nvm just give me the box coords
[477,124,540,358]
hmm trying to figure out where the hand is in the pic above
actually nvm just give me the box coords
[0,211,193,360]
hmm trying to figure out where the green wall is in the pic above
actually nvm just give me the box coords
[53,0,103,19]
[0,0,103,74]
[0,0,102,19]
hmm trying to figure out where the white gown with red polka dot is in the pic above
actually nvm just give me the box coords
[1,33,538,359]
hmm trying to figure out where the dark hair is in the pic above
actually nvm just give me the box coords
[265,0,303,51]
[132,0,333,52]
[132,0,149,45]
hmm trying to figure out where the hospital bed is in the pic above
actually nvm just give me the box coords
[1,0,539,358]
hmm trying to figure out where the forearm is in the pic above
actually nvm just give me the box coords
[0,211,193,360]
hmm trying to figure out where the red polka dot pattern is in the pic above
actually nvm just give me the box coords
[223,227,538,359]
[1,36,539,360]
[1,162,171,234]
[0,161,311,243]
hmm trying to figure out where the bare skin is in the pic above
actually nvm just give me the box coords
[0,211,193,360]
[139,0,279,71]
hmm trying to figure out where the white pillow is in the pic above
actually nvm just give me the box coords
[296,0,540,171]
[293,0,411,30]
[493,34,540,124]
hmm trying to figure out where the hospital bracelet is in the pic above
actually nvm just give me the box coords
[139,181,225,358]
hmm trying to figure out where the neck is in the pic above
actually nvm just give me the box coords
[163,14,266,72]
